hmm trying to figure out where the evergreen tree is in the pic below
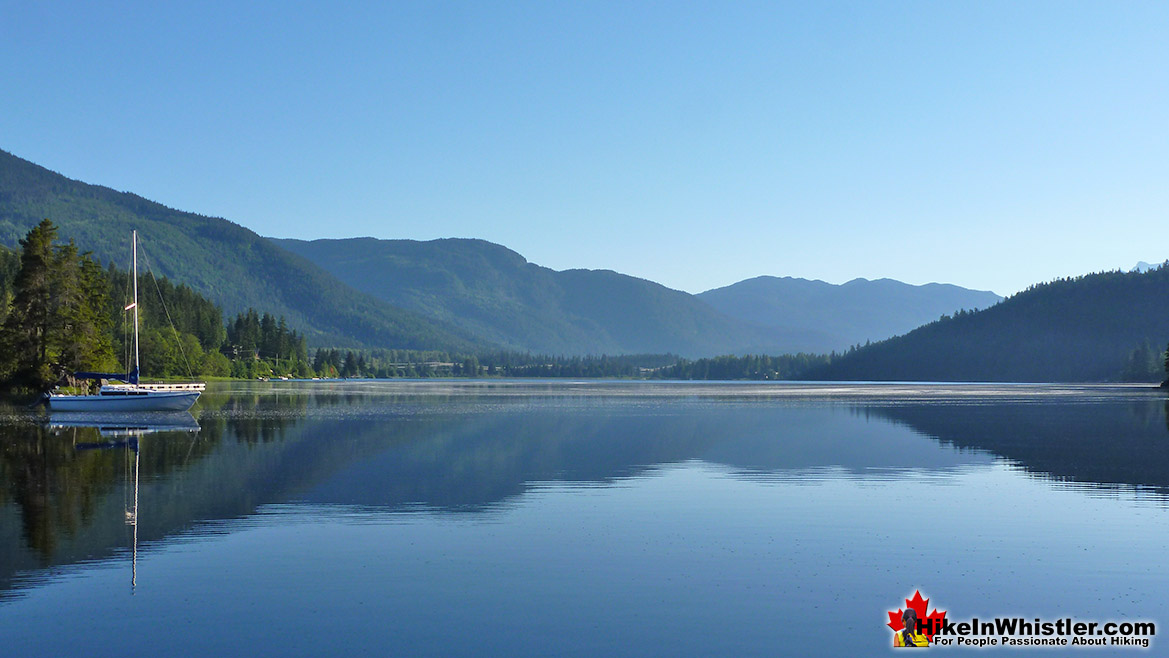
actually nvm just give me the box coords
[0,246,21,326]
[0,220,58,390]
[342,350,358,377]
[51,242,115,376]
[276,317,290,360]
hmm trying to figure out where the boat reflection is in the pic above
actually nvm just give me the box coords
[47,411,200,438]
[43,412,200,592]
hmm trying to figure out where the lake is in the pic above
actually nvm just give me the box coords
[1,380,1166,655]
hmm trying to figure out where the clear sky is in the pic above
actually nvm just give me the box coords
[3,1,1166,296]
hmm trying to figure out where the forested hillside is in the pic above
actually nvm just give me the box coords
[274,237,831,357]
[0,149,480,351]
[807,266,1169,382]
[0,221,318,390]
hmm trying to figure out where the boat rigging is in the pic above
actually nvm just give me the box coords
[48,231,204,411]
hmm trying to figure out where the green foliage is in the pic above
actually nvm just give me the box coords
[1,219,58,389]
[0,244,19,325]
[225,309,307,362]
[50,239,116,377]
[0,220,115,391]
[105,265,227,352]
[202,350,232,377]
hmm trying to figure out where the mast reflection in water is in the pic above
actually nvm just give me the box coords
[47,412,199,592]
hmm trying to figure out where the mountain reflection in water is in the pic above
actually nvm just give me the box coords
[3,382,1166,601]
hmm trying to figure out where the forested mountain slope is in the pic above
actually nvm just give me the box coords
[807,267,1169,382]
[0,150,479,350]
[274,237,830,356]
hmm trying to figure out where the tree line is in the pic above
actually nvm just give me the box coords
[0,220,314,392]
[655,352,833,380]
[292,350,838,381]
[301,350,677,379]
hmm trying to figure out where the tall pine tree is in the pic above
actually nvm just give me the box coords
[1,220,59,390]
[0,220,116,392]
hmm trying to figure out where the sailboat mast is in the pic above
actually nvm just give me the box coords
[133,230,140,377]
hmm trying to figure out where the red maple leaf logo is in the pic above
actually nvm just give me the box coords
[887,590,947,642]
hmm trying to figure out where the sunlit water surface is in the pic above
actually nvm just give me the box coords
[1,381,1167,655]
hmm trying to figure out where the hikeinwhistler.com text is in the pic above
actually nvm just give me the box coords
[921,617,1154,648]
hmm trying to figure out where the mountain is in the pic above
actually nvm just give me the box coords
[273,237,827,357]
[0,149,479,350]
[698,276,1002,352]
[0,147,1016,360]
[807,265,1169,382]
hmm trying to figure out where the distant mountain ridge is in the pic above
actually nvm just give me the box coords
[274,237,1004,356]
[274,237,832,357]
[698,275,1002,351]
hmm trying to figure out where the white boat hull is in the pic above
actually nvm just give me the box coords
[49,390,200,412]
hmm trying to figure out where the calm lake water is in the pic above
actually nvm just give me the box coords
[1,380,1166,655]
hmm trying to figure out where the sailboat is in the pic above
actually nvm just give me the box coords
[48,231,205,412]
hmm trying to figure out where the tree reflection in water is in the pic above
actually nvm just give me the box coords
[2,384,1167,602]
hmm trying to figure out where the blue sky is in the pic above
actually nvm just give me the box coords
[3,1,1166,296]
